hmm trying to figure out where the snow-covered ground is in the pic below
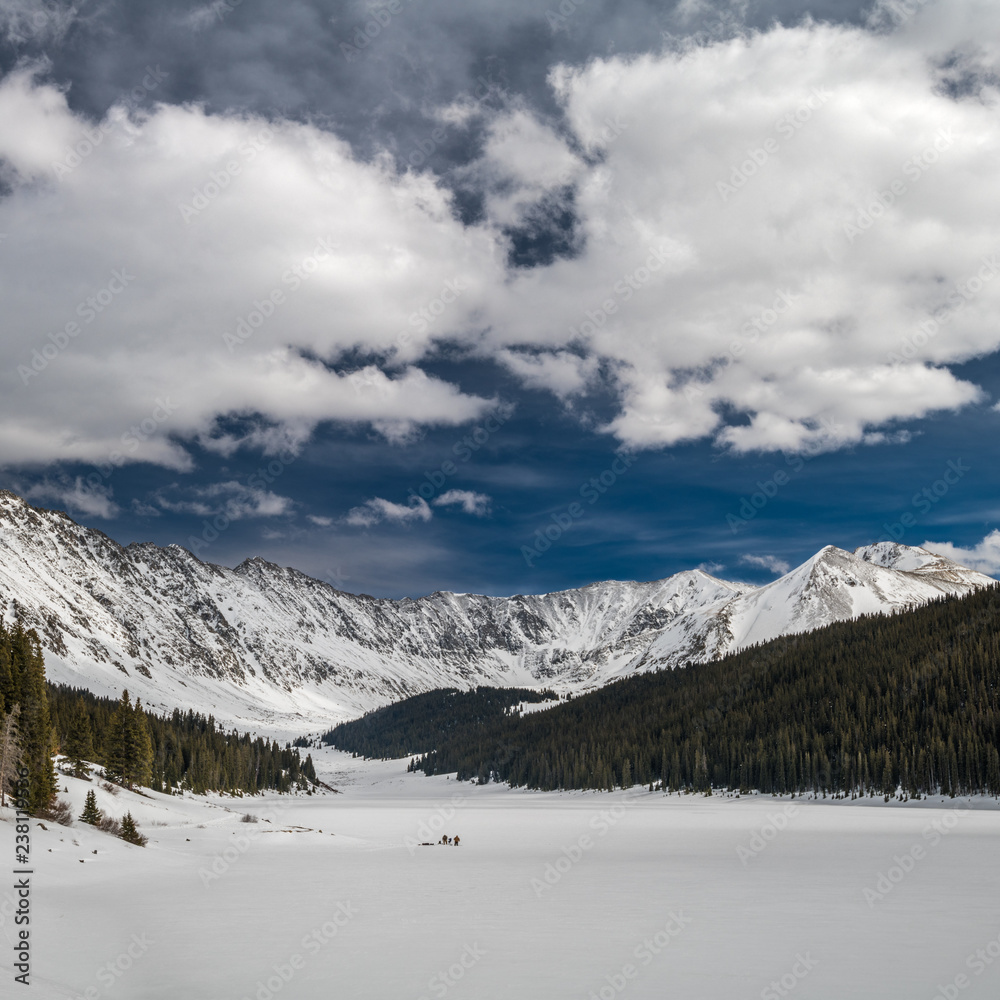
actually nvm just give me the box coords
[3,750,1000,999]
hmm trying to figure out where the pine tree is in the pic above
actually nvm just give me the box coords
[118,811,147,846]
[63,704,95,779]
[130,699,154,789]
[0,624,14,714]
[0,705,21,808]
[105,691,153,790]
[11,626,56,812]
[103,690,131,786]
[80,789,102,825]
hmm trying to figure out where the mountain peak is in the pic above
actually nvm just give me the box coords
[0,489,993,729]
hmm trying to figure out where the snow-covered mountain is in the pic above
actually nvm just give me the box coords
[0,490,993,730]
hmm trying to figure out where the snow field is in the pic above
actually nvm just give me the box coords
[1,751,999,999]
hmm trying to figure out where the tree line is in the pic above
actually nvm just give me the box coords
[0,618,318,813]
[50,684,318,796]
[356,586,1000,798]
[322,685,558,762]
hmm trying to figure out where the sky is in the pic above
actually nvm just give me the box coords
[1,0,999,598]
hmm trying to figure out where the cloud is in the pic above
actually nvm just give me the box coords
[24,476,119,519]
[922,530,1000,575]
[0,0,79,46]
[344,496,432,528]
[476,7,1000,453]
[306,514,333,527]
[740,553,791,576]
[130,499,161,518]
[2,2,1000,474]
[497,349,599,399]
[152,481,293,520]
[432,489,492,516]
[696,560,726,575]
[176,3,231,33]
[0,67,498,472]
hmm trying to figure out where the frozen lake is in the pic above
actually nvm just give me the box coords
[5,750,1000,999]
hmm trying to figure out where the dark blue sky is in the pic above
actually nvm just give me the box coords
[15,353,998,598]
[2,0,999,596]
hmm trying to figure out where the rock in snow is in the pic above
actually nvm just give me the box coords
[0,490,993,729]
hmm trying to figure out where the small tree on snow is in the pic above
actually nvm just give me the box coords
[80,790,102,826]
[118,812,147,847]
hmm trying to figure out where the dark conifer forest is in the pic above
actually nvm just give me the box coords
[321,686,558,761]
[49,684,318,796]
[326,587,1000,797]
[1,617,317,809]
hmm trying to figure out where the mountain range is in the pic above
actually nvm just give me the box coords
[0,489,993,731]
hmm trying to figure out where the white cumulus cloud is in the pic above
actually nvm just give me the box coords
[740,553,791,576]
[24,476,119,519]
[2,1,1000,472]
[153,481,293,520]
[432,489,492,516]
[922,531,1000,575]
[344,496,432,528]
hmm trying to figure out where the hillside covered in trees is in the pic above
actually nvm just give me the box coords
[322,686,558,761]
[50,684,318,796]
[0,619,57,812]
[335,586,1000,797]
[1,618,318,813]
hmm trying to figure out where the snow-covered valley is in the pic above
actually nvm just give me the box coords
[4,752,1000,1000]
[1,490,994,734]
[3,488,999,999]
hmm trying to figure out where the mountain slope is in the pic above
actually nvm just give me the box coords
[402,582,1000,795]
[0,490,993,729]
